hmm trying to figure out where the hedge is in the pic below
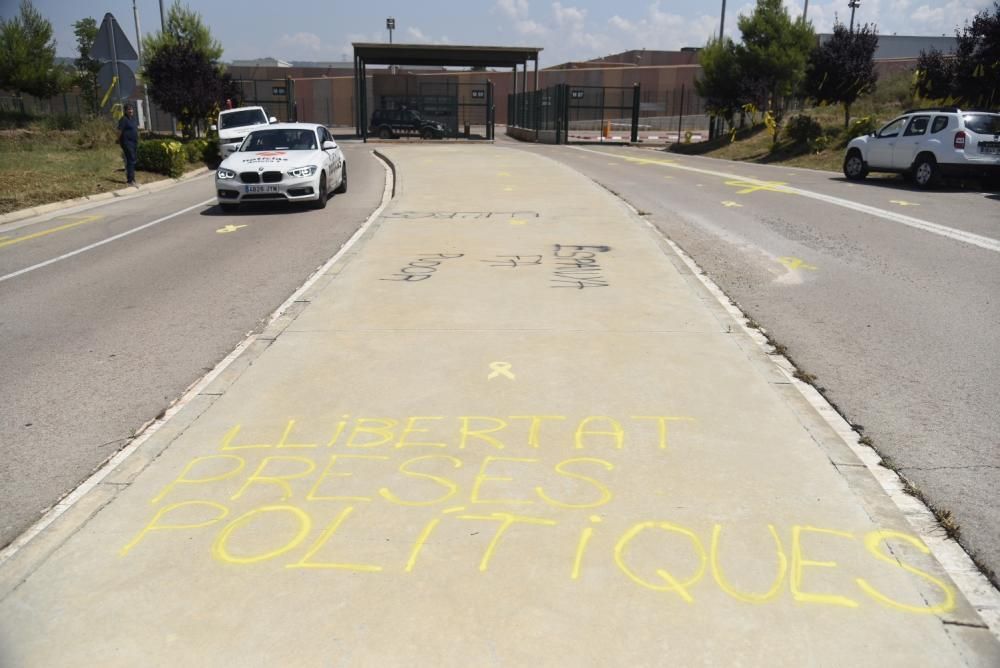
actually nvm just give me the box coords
[136,139,186,177]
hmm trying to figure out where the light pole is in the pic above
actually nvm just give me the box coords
[803,0,809,22]
[132,0,152,130]
[387,17,395,44]
[848,0,860,32]
[158,0,165,29]
[719,0,726,41]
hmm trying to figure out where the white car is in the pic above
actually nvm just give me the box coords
[212,106,276,157]
[843,107,1000,189]
[215,123,347,212]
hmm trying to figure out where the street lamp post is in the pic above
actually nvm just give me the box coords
[719,0,726,41]
[848,0,861,32]
[387,17,395,44]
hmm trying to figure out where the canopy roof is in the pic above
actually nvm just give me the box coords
[353,43,542,68]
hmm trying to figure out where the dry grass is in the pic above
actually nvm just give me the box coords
[0,123,170,215]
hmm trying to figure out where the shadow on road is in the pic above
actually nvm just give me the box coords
[199,202,318,217]
[827,174,992,195]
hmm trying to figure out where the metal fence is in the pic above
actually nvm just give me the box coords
[368,77,495,139]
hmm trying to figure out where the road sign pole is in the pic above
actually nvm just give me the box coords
[133,1,151,129]
[107,17,123,109]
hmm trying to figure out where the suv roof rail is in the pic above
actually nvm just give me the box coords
[902,106,960,114]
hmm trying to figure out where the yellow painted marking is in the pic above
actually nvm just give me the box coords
[509,219,528,226]
[725,180,790,195]
[777,257,818,271]
[99,75,119,109]
[503,187,514,192]
[497,171,511,177]
[890,200,919,207]
[0,215,103,250]
[216,224,247,234]
[442,506,467,514]
[624,157,677,166]
[487,362,516,381]
[721,201,742,208]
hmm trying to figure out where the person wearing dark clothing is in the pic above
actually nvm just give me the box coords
[117,103,140,186]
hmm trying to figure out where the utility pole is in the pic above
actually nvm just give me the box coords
[848,0,860,32]
[803,0,809,22]
[132,1,151,130]
[158,0,165,29]
[719,0,726,41]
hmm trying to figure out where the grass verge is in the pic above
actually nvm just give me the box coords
[0,117,210,216]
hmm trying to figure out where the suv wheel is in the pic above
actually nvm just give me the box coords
[335,164,347,194]
[420,127,435,140]
[378,126,393,139]
[912,154,939,189]
[843,150,867,180]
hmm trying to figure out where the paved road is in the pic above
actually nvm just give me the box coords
[0,143,386,548]
[508,140,1000,582]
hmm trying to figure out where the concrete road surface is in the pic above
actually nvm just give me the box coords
[0,144,997,666]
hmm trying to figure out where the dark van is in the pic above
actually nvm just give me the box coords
[370,108,446,139]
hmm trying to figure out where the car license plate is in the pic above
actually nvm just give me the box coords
[246,185,279,193]
[980,146,999,155]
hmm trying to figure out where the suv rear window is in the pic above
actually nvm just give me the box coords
[962,114,1000,135]
[220,109,268,130]
[931,116,949,133]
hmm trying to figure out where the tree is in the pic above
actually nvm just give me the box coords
[913,3,1000,108]
[804,22,879,128]
[142,2,230,135]
[0,0,68,100]
[145,41,237,135]
[735,0,815,121]
[952,2,1000,109]
[695,37,746,126]
[913,48,955,102]
[143,1,223,65]
[73,17,101,115]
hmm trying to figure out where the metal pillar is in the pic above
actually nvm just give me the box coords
[511,66,518,127]
[533,56,539,132]
[361,60,368,142]
[677,84,686,142]
[520,60,527,130]
[354,55,360,136]
[631,84,640,143]
[486,80,494,140]
[561,82,570,144]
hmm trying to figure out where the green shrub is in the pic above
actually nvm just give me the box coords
[137,139,186,177]
[845,115,879,142]
[786,114,823,144]
[183,139,207,163]
[76,117,117,148]
[808,135,832,153]
[41,113,81,131]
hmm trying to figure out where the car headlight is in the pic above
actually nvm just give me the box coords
[288,165,318,178]
[217,168,236,179]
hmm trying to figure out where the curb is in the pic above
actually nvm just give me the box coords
[0,166,211,227]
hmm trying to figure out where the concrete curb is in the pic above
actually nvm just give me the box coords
[0,166,211,227]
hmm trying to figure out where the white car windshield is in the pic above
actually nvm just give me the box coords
[241,129,318,151]
[219,109,268,129]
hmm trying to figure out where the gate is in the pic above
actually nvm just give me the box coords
[369,76,495,140]
[508,84,641,144]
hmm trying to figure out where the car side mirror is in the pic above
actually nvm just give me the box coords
[322,140,336,150]
[269,116,277,124]
[210,123,217,131]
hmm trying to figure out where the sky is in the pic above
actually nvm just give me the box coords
[1,0,993,67]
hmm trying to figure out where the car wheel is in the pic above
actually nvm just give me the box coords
[220,202,239,213]
[335,163,347,194]
[312,173,328,209]
[378,126,393,139]
[912,155,939,189]
[843,150,867,180]
[420,127,434,140]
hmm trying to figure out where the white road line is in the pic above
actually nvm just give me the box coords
[572,146,1000,254]
[0,153,394,568]
[0,198,216,284]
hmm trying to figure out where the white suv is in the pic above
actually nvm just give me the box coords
[212,106,277,157]
[843,108,1000,189]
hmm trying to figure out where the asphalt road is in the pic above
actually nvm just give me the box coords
[0,143,385,548]
[508,139,1000,581]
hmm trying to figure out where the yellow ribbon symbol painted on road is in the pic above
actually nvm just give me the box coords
[488,362,516,381]
[890,200,919,207]
[721,201,742,208]
[778,257,817,271]
[216,224,247,234]
[510,219,528,225]
[725,180,791,195]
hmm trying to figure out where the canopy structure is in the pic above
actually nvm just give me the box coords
[353,43,543,140]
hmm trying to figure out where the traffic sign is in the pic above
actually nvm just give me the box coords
[89,13,138,61]
[98,61,136,108]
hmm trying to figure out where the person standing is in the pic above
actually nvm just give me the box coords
[117,103,140,186]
